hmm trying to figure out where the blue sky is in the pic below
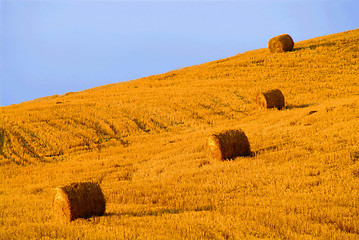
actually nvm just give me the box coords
[1,0,358,106]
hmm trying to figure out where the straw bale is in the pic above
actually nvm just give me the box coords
[53,182,106,222]
[208,129,251,161]
[268,34,294,53]
[256,89,285,109]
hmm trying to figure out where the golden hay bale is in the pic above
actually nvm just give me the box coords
[268,34,294,53]
[208,129,251,161]
[53,182,106,222]
[256,89,285,109]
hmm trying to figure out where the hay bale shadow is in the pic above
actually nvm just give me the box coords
[251,145,280,157]
[286,103,314,110]
[293,42,336,51]
[105,205,214,218]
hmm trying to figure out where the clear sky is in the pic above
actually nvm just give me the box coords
[1,0,358,106]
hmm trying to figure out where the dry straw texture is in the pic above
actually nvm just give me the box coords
[53,182,106,223]
[268,34,294,53]
[208,129,251,161]
[256,89,285,109]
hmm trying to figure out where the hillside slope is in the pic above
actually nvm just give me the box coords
[0,29,359,239]
[1,29,358,165]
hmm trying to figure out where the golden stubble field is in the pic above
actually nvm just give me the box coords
[1,29,359,239]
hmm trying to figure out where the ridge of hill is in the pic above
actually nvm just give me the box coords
[1,29,358,165]
[1,29,359,239]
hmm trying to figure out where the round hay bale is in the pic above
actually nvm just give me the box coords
[53,182,106,222]
[268,34,294,53]
[208,129,251,161]
[256,89,285,109]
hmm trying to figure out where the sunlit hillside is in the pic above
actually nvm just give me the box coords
[1,29,359,239]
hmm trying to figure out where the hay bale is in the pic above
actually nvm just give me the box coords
[53,182,106,222]
[208,129,251,161]
[268,34,294,53]
[256,89,285,109]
